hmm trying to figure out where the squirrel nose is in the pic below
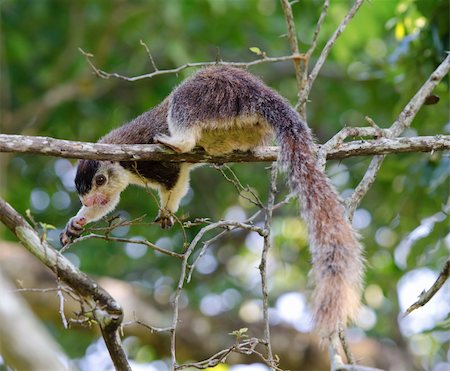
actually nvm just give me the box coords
[81,197,93,207]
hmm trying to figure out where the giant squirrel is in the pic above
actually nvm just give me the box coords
[61,65,364,338]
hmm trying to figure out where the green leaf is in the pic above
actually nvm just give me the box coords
[228,327,248,339]
[40,222,56,230]
[249,47,262,55]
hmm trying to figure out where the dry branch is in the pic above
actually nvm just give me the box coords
[79,47,301,82]
[0,134,448,163]
[280,0,307,114]
[342,53,450,217]
[260,166,278,369]
[405,259,450,316]
[300,0,364,107]
[0,198,131,371]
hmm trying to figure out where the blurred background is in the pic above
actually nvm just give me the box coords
[0,0,449,370]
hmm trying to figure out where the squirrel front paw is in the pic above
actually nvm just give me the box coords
[60,216,86,246]
[154,210,174,229]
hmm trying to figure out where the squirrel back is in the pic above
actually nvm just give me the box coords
[67,65,364,337]
[159,65,365,336]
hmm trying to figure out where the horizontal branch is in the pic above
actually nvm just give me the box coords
[0,134,448,163]
[79,47,300,82]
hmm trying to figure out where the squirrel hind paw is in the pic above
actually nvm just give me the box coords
[155,134,195,153]
[154,211,174,229]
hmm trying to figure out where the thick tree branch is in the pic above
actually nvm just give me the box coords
[0,134,448,163]
[0,198,131,371]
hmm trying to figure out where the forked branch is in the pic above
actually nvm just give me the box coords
[0,199,131,371]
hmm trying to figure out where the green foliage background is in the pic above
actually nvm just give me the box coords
[1,0,449,369]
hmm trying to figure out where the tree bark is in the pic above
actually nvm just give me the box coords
[0,134,448,162]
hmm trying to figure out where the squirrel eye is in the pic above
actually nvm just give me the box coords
[95,174,106,186]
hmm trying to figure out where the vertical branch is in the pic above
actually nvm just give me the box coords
[280,0,308,117]
[328,333,345,371]
[345,155,385,219]
[307,0,330,58]
[301,0,365,103]
[259,165,278,369]
[170,253,194,370]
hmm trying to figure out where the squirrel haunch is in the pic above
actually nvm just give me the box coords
[62,65,364,338]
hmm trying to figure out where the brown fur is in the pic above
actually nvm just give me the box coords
[66,65,364,338]
[157,65,364,337]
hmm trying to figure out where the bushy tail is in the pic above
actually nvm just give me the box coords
[262,100,364,337]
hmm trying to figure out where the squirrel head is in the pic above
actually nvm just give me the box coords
[75,160,128,207]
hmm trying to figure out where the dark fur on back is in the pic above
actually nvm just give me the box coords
[169,65,364,335]
[75,160,99,195]
[86,98,181,190]
[71,66,364,337]
[170,66,274,127]
[99,98,170,145]
[123,161,181,190]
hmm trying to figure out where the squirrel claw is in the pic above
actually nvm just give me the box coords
[60,216,86,246]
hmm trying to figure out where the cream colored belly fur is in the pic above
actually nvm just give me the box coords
[197,116,272,155]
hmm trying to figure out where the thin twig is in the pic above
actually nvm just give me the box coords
[123,315,173,334]
[14,286,81,304]
[345,155,385,219]
[176,337,281,370]
[139,40,158,72]
[56,279,68,329]
[79,47,301,82]
[307,0,330,58]
[14,287,61,293]
[260,165,278,369]
[279,0,308,115]
[168,212,269,369]
[186,229,228,283]
[301,0,365,104]
[339,330,355,365]
[214,164,265,208]
[405,259,450,316]
[69,234,183,259]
